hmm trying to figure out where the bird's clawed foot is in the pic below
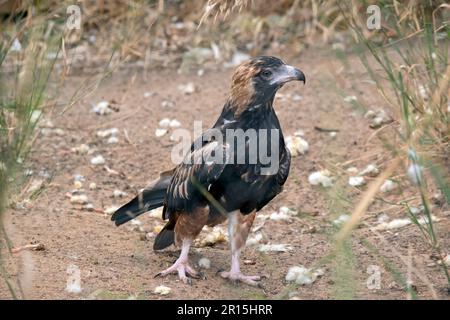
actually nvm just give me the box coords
[155,260,200,285]
[220,270,262,287]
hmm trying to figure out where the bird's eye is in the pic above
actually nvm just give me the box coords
[261,70,272,78]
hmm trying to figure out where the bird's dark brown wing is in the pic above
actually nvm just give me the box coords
[163,139,230,218]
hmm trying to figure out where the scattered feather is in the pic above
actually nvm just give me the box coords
[269,211,292,221]
[130,219,142,226]
[409,206,424,215]
[308,170,333,187]
[407,163,423,185]
[159,118,171,128]
[285,266,324,285]
[377,213,389,224]
[161,100,175,108]
[92,101,112,115]
[417,84,428,100]
[90,155,105,165]
[364,110,376,119]
[346,167,358,174]
[73,174,85,182]
[154,285,171,295]
[71,144,90,155]
[365,109,391,128]
[107,136,119,144]
[155,128,168,138]
[83,203,94,211]
[246,232,264,246]
[198,257,211,269]
[169,119,181,128]
[359,164,379,177]
[113,189,127,198]
[70,194,88,204]
[153,225,163,234]
[148,207,163,219]
[104,206,119,215]
[73,180,83,189]
[374,215,440,230]
[286,135,309,157]
[380,179,396,193]
[348,176,365,187]
[279,206,298,216]
[200,226,227,246]
[333,214,349,226]
[258,244,293,252]
[270,207,297,221]
[11,38,22,52]
[30,110,42,124]
[178,82,196,95]
[97,128,119,138]
[343,95,357,102]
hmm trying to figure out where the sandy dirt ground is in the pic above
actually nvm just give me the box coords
[1,49,449,300]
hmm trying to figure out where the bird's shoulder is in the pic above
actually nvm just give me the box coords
[165,133,230,215]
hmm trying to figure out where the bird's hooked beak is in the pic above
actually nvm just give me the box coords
[271,64,306,86]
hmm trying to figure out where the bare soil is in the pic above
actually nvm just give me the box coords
[1,49,449,300]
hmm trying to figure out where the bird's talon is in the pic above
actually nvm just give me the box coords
[220,271,262,287]
[216,268,225,276]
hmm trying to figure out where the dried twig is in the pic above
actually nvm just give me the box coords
[11,243,45,254]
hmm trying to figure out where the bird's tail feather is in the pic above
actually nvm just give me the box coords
[111,188,166,226]
[111,171,172,226]
[153,223,175,250]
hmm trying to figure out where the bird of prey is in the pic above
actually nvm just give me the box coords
[111,56,305,286]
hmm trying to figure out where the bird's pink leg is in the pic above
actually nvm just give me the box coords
[220,211,261,286]
[155,240,199,284]
[220,249,261,286]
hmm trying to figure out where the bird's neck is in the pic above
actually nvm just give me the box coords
[214,94,281,131]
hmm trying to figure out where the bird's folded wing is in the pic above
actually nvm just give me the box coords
[164,139,230,218]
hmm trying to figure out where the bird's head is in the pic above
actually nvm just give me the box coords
[229,56,305,115]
